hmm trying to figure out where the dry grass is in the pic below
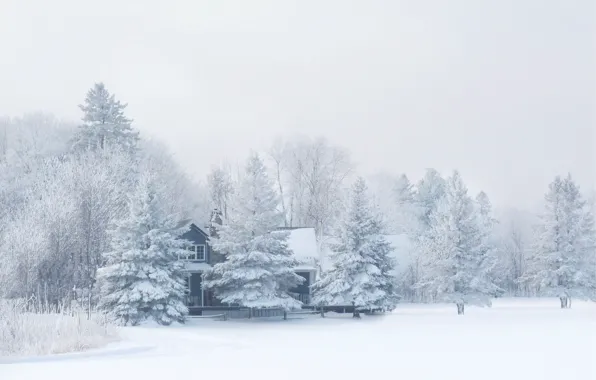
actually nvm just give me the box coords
[0,298,118,357]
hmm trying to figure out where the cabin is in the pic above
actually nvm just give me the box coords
[178,216,412,315]
[178,223,319,312]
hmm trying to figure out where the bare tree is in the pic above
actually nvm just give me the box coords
[268,138,291,226]
[493,221,530,296]
[267,136,353,240]
[206,164,235,220]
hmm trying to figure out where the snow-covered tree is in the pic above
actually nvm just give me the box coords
[523,175,596,308]
[0,113,74,223]
[265,136,353,237]
[206,165,235,220]
[474,191,500,289]
[415,171,501,314]
[394,174,414,205]
[96,173,189,326]
[71,83,139,152]
[394,169,445,302]
[392,174,418,234]
[312,177,399,316]
[414,168,446,231]
[202,153,304,313]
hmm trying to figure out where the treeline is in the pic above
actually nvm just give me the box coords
[1,82,594,321]
[0,84,207,308]
[367,169,596,304]
[206,143,596,307]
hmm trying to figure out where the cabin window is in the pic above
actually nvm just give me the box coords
[179,245,206,261]
[195,245,206,261]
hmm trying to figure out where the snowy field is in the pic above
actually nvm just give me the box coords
[2,298,595,380]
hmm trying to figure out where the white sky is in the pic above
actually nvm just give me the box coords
[1,0,594,209]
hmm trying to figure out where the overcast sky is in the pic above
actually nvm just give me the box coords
[1,0,594,209]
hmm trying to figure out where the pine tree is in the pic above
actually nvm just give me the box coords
[72,83,139,152]
[405,169,445,302]
[96,173,189,326]
[202,154,304,313]
[524,175,596,307]
[414,168,446,231]
[393,174,418,234]
[415,171,500,314]
[312,177,399,317]
[474,192,500,290]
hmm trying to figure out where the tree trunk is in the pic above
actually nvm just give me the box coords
[559,296,569,309]
[456,302,465,315]
[352,302,361,318]
[248,308,253,319]
[283,310,287,320]
[320,306,325,318]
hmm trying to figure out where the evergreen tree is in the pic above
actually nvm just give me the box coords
[96,173,189,326]
[394,174,414,205]
[475,192,493,220]
[524,175,596,307]
[202,154,304,312]
[312,177,399,316]
[415,171,500,314]
[475,192,500,288]
[414,168,446,231]
[72,83,139,152]
[404,169,445,302]
[392,174,418,234]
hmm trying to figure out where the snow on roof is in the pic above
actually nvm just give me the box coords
[320,233,414,273]
[285,227,319,270]
[184,262,212,272]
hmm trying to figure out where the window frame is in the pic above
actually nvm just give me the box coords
[178,244,206,262]
[195,244,206,261]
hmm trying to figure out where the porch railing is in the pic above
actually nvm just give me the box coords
[185,295,202,307]
[186,293,311,307]
[290,293,311,305]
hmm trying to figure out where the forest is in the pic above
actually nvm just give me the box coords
[0,83,594,324]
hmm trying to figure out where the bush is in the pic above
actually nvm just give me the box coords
[0,298,118,357]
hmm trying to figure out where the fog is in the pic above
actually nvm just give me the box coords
[1,0,594,208]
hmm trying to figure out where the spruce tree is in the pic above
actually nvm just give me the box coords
[406,169,446,302]
[202,154,304,312]
[475,192,500,290]
[524,174,596,307]
[393,174,418,234]
[96,173,188,326]
[312,177,399,316]
[414,168,446,230]
[415,171,500,314]
[72,82,139,152]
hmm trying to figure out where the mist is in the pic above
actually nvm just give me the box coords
[1,0,594,209]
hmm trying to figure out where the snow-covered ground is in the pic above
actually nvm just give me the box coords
[2,298,595,380]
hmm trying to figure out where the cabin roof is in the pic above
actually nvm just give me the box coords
[189,223,209,238]
[282,227,318,270]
